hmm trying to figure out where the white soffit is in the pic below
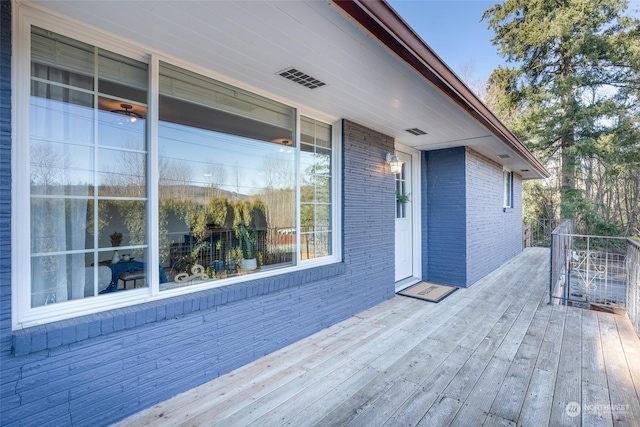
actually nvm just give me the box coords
[22,0,543,179]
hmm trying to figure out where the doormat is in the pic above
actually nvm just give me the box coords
[397,281,458,303]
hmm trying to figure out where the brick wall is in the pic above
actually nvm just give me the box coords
[465,148,523,285]
[424,147,467,287]
[0,85,396,426]
[0,0,14,411]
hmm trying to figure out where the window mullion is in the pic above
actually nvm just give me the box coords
[295,113,302,265]
[147,54,160,295]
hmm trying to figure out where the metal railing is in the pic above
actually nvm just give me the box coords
[550,221,640,337]
[525,218,559,248]
[627,239,640,337]
[549,220,574,303]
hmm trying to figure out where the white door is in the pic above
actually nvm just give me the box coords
[395,151,413,282]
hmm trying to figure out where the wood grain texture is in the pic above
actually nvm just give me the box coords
[114,248,640,427]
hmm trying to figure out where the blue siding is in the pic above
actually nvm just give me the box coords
[0,0,14,411]
[465,149,523,285]
[0,61,397,427]
[424,147,467,287]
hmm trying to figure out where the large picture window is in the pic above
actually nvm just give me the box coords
[158,63,297,288]
[18,25,337,325]
[29,27,149,307]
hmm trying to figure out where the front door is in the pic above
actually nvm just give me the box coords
[395,150,413,282]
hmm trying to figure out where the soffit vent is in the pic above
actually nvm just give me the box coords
[405,128,427,136]
[278,68,326,89]
[497,153,511,159]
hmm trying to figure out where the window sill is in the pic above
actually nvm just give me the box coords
[12,262,346,356]
[503,207,514,213]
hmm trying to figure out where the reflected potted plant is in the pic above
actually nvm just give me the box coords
[233,200,264,271]
[238,221,258,270]
[207,198,229,277]
[110,231,123,264]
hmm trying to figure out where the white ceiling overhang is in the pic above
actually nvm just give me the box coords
[19,0,548,179]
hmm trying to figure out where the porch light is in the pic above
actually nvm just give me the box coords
[386,153,403,174]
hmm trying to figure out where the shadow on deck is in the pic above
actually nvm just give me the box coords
[116,248,640,426]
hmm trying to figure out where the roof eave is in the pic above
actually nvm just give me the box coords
[330,0,550,179]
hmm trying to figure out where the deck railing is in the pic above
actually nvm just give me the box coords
[550,221,640,337]
[525,218,559,248]
[549,220,574,303]
[627,238,640,337]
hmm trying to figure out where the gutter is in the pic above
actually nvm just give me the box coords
[330,0,550,179]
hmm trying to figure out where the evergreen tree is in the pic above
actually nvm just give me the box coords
[483,0,640,223]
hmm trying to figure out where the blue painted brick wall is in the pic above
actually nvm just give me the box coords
[465,148,523,285]
[424,147,467,287]
[0,112,396,424]
[1,0,15,417]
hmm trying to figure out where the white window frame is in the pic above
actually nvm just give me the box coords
[12,7,342,330]
[503,169,513,209]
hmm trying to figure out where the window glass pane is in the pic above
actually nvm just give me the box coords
[31,26,94,88]
[31,198,92,253]
[30,28,148,308]
[158,63,295,288]
[98,50,148,98]
[97,97,146,150]
[98,200,147,248]
[503,171,513,207]
[299,117,332,260]
[30,140,94,195]
[97,148,146,197]
[31,253,93,307]
[30,83,94,144]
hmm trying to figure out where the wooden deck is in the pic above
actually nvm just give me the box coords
[116,248,640,426]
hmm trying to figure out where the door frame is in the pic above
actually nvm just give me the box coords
[394,142,422,291]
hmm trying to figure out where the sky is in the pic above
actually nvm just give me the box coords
[387,0,640,84]
[387,1,506,83]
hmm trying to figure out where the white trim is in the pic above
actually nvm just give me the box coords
[395,141,422,282]
[394,276,421,293]
[11,5,343,329]
[503,168,514,209]
[147,54,160,297]
[331,120,343,261]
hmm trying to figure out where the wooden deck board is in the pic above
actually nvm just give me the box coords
[549,308,582,427]
[598,312,640,424]
[113,248,640,427]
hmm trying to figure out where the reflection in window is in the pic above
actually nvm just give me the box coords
[300,117,332,259]
[503,170,513,208]
[29,27,148,307]
[158,63,297,288]
[395,163,407,219]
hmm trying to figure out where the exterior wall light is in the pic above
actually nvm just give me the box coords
[386,153,403,174]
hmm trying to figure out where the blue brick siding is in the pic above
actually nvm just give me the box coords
[465,148,523,285]
[1,0,14,413]
[424,147,467,287]
[423,147,523,288]
[0,110,396,424]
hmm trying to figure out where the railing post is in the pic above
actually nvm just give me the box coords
[549,232,554,305]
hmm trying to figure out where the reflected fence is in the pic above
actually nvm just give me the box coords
[164,227,296,279]
[549,220,640,337]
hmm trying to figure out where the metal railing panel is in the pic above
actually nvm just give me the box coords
[549,220,573,303]
[627,238,640,337]
[550,226,640,338]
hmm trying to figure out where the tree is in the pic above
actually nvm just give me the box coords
[483,0,640,225]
